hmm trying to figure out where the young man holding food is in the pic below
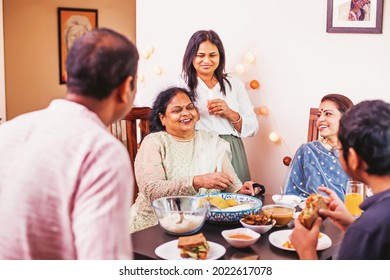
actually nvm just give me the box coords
[290,100,390,260]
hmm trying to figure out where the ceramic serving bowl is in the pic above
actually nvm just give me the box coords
[261,204,295,227]
[239,216,276,234]
[221,228,260,248]
[152,196,209,235]
[198,193,263,224]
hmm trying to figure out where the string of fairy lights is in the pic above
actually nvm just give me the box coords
[233,51,293,166]
[137,44,293,166]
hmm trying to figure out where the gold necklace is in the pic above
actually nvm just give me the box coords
[321,137,336,151]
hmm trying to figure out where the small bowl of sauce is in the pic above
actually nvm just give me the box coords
[221,228,260,248]
[261,204,295,227]
[228,234,254,240]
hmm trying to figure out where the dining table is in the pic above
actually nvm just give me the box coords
[131,194,343,260]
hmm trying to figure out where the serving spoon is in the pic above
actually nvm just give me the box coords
[174,198,184,224]
[280,186,284,201]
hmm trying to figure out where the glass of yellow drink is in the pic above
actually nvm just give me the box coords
[345,181,364,217]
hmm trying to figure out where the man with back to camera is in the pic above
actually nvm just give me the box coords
[0,28,139,259]
[291,99,390,259]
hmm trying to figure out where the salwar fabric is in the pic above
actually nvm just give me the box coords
[220,134,251,183]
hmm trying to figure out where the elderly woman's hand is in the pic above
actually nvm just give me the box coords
[193,172,234,191]
[238,181,260,196]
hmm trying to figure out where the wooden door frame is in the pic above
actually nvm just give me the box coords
[0,0,6,124]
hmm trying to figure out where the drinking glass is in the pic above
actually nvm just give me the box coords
[207,99,215,114]
[345,181,364,217]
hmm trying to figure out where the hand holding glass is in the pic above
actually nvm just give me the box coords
[345,181,364,217]
[207,99,216,114]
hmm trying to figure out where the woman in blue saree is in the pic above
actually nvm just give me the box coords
[284,94,354,201]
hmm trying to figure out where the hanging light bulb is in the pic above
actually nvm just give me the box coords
[154,66,163,75]
[269,132,280,143]
[145,44,154,54]
[250,79,260,89]
[259,106,268,116]
[235,64,245,74]
[255,106,269,116]
[138,74,145,83]
[245,51,256,64]
[141,50,151,59]
[283,156,292,166]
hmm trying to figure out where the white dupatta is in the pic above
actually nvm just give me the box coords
[190,130,233,195]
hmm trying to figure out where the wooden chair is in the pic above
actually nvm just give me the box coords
[285,108,319,166]
[109,107,152,203]
[307,108,319,142]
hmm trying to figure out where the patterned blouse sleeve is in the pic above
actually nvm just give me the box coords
[134,135,197,203]
[283,144,309,197]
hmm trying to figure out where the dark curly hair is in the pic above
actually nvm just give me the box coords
[182,30,231,98]
[338,100,390,175]
[150,87,195,132]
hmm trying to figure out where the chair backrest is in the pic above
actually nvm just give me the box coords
[285,108,319,166]
[307,108,319,142]
[109,107,152,203]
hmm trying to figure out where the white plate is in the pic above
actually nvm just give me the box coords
[293,211,301,219]
[155,240,226,260]
[298,201,306,210]
[268,230,332,252]
[272,195,301,207]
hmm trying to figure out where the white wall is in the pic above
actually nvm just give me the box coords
[0,0,6,124]
[135,0,390,194]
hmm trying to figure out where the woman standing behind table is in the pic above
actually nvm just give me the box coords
[180,30,258,183]
[130,87,259,232]
[284,94,354,201]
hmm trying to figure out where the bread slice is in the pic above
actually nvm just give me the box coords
[178,233,207,248]
[178,233,209,260]
[298,194,328,229]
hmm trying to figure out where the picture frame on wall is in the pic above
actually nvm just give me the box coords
[57,7,98,84]
[326,0,383,34]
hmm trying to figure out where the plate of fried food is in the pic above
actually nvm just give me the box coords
[268,230,332,251]
[239,214,276,234]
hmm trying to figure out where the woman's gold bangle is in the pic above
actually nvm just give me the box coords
[230,114,241,124]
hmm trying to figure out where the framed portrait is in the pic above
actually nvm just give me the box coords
[57,7,98,84]
[326,0,383,34]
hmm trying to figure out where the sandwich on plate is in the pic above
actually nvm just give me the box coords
[298,193,328,229]
[178,232,209,260]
